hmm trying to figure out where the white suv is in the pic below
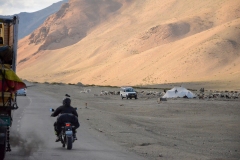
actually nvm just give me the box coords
[16,88,27,96]
[120,87,137,99]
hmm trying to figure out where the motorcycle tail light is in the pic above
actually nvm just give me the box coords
[66,123,71,126]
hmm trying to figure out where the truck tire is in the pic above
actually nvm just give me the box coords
[0,138,6,160]
[0,127,6,160]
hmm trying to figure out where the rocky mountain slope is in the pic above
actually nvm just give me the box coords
[18,0,68,39]
[17,0,240,89]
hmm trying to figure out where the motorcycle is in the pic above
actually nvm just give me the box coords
[50,108,76,150]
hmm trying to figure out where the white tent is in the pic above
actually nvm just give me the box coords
[162,87,196,98]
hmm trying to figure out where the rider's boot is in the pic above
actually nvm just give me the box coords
[73,130,77,140]
[73,133,77,140]
[55,131,61,142]
[55,136,61,142]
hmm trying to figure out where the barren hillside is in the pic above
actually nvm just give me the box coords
[18,0,68,39]
[17,0,240,89]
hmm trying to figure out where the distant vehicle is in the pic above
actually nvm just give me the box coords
[120,87,137,99]
[16,88,27,96]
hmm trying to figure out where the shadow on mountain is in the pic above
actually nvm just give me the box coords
[28,0,124,50]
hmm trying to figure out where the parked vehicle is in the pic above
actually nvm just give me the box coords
[16,88,27,96]
[120,87,137,99]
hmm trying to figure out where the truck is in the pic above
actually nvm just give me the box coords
[0,15,25,160]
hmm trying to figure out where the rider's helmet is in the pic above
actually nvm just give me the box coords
[63,94,71,106]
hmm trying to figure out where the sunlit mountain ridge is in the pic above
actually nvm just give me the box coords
[17,0,240,89]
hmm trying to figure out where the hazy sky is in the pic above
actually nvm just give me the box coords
[0,0,63,15]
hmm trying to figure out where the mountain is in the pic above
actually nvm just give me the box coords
[17,0,240,89]
[18,0,68,39]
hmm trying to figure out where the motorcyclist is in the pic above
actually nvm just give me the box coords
[51,94,80,142]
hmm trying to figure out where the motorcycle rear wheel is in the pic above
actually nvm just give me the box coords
[66,137,72,150]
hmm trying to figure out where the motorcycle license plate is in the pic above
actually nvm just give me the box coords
[65,130,73,135]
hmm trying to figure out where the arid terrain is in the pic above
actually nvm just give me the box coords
[26,81,240,160]
[13,0,240,158]
[1,0,239,159]
[16,0,240,88]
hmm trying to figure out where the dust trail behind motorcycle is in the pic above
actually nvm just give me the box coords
[10,131,45,157]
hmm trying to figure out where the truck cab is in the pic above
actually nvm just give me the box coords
[0,15,19,70]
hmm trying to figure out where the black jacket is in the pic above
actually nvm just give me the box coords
[51,105,78,117]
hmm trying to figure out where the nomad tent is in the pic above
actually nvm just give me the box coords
[162,86,196,98]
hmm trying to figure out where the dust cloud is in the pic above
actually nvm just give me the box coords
[10,131,45,157]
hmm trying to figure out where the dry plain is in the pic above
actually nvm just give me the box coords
[26,81,240,160]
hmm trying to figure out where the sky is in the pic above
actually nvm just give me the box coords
[0,0,64,15]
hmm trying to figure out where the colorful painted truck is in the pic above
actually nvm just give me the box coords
[0,15,26,160]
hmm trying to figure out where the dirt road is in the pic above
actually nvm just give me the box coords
[27,82,240,160]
